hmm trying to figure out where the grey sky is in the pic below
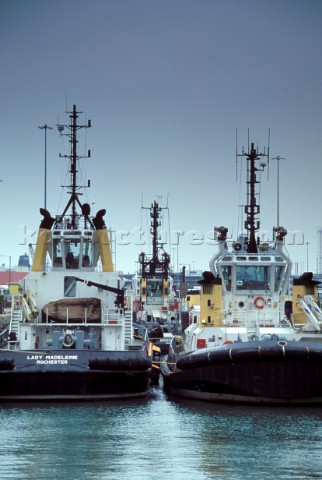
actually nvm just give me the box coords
[0,0,321,273]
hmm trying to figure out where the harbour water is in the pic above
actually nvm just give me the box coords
[1,382,322,480]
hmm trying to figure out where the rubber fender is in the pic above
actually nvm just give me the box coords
[0,359,14,371]
[176,351,210,370]
[88,357,151,371]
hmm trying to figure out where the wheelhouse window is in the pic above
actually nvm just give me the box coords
[274,265,285,292]
[82,239,92,267]
[53,239,63,267]
[65,239,81,269]
[221,265,232,291]
[236,265,271,291]
[147,279,163,297]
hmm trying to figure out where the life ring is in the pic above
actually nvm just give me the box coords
[223,340,234,345]
[63,333,74,348]
[254,296,266,309]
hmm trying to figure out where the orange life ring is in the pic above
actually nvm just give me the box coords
[254,296,266,309]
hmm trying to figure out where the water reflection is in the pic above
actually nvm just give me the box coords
[166,394,322,479]
[1,387,322,479]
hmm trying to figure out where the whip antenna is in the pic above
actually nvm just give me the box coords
[235,129,238,181]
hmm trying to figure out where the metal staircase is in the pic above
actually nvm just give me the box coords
[297,295,322,332]
[9,303,23,348]
[124,310,133,345]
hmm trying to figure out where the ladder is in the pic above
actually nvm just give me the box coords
[9,304,23,347]
[124,310,133,344]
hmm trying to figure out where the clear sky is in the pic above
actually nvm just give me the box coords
[0,0,322,275]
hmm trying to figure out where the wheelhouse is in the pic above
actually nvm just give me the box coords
[217,254,289,296]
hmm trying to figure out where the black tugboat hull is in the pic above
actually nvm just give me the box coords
[0,349,151,401]
[161,341,322,405]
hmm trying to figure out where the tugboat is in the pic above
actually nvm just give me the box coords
[130,201,180,354]
[0,105,152,401]
[161,141,322,405]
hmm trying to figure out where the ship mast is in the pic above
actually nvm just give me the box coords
[57,104,92,228]
[237,142,268,253]
[151,201,161,269]
[140,201,170,278]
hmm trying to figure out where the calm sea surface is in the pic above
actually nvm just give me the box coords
[1,382,322,480]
